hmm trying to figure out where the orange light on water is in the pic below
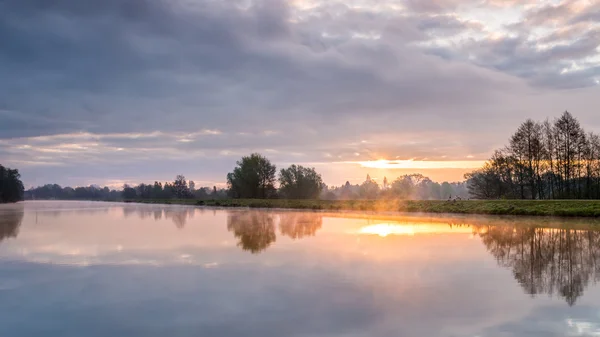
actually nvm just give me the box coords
[358,223,474,237]
[359,224,416,237]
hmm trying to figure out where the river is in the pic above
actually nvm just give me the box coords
[1,201,599,337]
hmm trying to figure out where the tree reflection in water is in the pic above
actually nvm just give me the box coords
[227,211,277,254]
[279,212,323,239]
[122,206,196,229]
[164,208,193,229]
[474,225,600,306]
[0,208,24,243]
[226,212,600,306]
[226,211,324,253]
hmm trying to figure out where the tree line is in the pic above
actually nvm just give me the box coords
[227,154,326,199]
[121,175,228,200]
[324,174,468,200]
[0,164,24,203]
[24,184,122,201]
[227,153,469,200]
[466,111,600,199]
[23,153,468,202]
[25,177,228,201]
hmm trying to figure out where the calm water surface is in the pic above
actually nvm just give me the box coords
[1,201,600,337]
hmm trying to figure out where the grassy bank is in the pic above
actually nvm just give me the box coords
[125,199,600,217]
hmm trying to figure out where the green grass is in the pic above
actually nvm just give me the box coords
[124,199,600,217]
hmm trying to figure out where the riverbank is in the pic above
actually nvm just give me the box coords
[125,199,600,217]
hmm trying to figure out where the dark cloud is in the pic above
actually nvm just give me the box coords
[415,14,483,34]
[439,26,600,88]
[0,0,598,186]
[522,2,573,25]
[0,0,510,139]
[572,5,600,24]
[522,1,600,26]
[402,0,466,13]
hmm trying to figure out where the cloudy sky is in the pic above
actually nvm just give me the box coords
[1,0,599,188]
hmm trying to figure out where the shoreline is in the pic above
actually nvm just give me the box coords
[123,199,600,218]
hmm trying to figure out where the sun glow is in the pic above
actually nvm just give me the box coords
[356,159,485,169]
[359,223,474,237]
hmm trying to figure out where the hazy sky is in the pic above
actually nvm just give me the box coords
[1,0,599,188]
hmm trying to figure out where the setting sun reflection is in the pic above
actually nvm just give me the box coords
[359,223,473,237]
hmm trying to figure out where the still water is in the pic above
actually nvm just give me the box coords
[1,201,600,337]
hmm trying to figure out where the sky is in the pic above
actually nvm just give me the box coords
[1,0,599,188]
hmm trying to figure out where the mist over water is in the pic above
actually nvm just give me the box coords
[1,201,600,337]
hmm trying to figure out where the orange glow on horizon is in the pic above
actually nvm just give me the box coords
[354,159,486,170]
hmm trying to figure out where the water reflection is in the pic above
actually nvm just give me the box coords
[227,211,277,254]
[5,202,600,308]
[358,223,473,236]
[225,211,324,253]
[121,205,197,228]
[164,209,193,229]
[474,225,600,306]
[354,220,600,306]
[0,206,24,242]
[5,202,600,337]
[33,204,195,229]
[121,206,195,228]
[279,212,322,239]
